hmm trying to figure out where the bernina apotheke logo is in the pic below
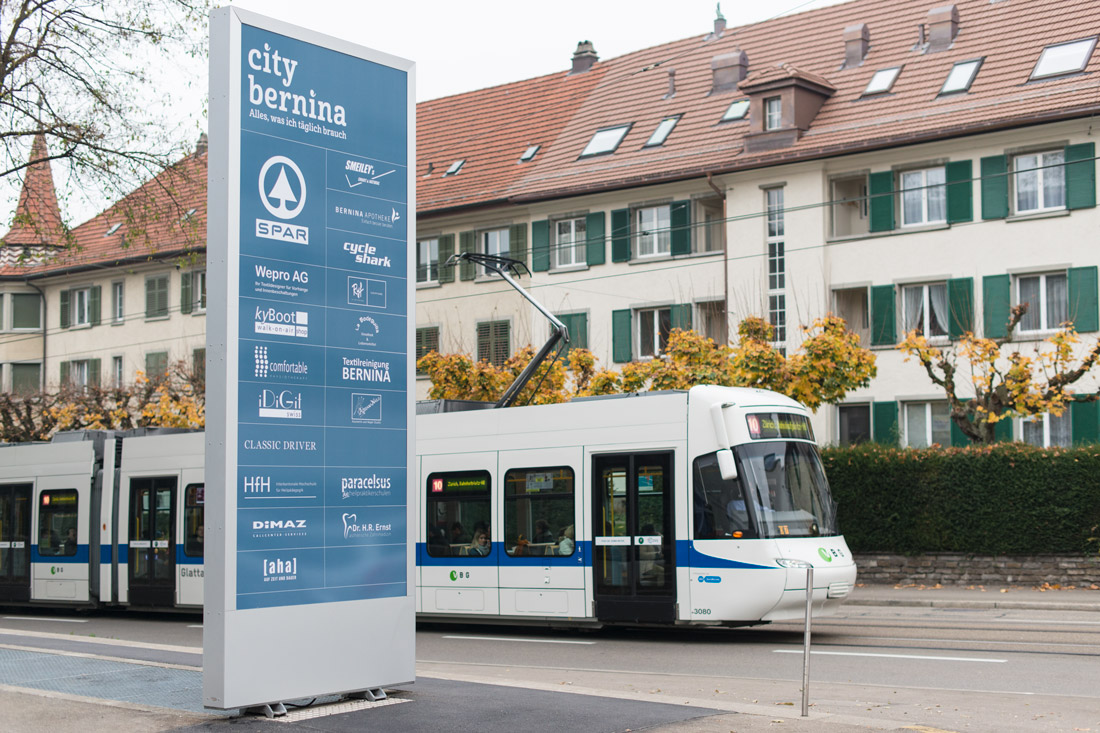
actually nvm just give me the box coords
[256,155,309,244]
[254,345,308,380]
[255,306,308,338]
[258,389,303,419]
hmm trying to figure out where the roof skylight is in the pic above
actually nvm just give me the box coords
[519,145,540,162]
[444,159,465,176]
[645,116,680,147]
[863,67,901,96]
[940,58,983,94]
[1031,37,1097,80]
[720,99,749,122]
[580,125,631,157]
[105,223,121,236]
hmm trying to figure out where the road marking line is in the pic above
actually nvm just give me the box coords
[4,616,87,623]
[442,635,595,645]
[0,643,201,671]
[773,649,1005,663]
[0,627,200,654]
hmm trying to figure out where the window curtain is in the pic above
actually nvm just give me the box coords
[929,284,949,336]
[903,286,923,332]
[1047,274,1068,327]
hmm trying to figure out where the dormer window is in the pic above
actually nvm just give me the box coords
[940,58,982,94]
[721,99,749,122]
[864,67,901,96]
[1031,37,1097,80]
[763,97,782,130]
[580,124,631,157]
[444,159,465,176]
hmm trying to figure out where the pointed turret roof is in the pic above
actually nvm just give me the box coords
[2,134,65,247]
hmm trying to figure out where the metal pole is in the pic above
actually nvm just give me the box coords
[801,565,814,717]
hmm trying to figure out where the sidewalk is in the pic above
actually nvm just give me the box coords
[846,581,1100,611]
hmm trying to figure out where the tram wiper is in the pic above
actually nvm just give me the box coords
[444,252,569,408]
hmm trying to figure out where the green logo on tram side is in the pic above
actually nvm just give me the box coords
[818,548,833,563]
[449,570,457,581]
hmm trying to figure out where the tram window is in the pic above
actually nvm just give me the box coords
[183,484,204,558]
[503,466,575,557]
[38,489,79,556]
[426,471,492,558]
[692,453,757,540]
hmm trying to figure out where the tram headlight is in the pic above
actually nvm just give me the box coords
[775,558,812,569]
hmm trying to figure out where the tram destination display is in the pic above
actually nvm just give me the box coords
[206,7,415,710]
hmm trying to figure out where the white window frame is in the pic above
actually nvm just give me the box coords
[765,187,786,346]
[830,174,870,238]
[479,228,510,276]
[902,282,949,341]
[1012,150,1065,214]
[645,116,680,147]
[940,58,983,95]
[68,359,90,389]
[112,355,124,386]
[417,237,439,284]
[553,217,586,269]
[1021,411,1072,448]
[1016,272,1068,333]
[111,281,124,324]
[191,270,207,314]
[636,307,672,359]
[1031,37,1097,80]
[70,286,91,327]
[695,197,724,253]
[764,97,782,130]
[899,166,947,227]
[721,99,749,122]
[864,67,901,95]
[903,401,951,448]
[634,205,671,258]
[697,300,726,344]
[580,124,631,157]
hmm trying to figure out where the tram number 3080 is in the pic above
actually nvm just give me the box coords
[692,608,712,615]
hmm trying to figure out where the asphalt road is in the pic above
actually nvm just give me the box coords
[1,603,1099,732]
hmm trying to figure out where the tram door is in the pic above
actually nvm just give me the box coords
[0,484,32,602]
[591,452,675,623]
[128,478,176,607]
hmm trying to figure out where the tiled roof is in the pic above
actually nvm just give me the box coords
[740,63,837,92]
[0,152,206,279]
[1,134,66,247]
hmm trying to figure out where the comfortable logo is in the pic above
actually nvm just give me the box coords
[255,346,269,377]
[818,547,833,563]
[254,345,309,381]
[256,155,308,244]
[258,389,303,419]
[347,276,387,308]
[351,393,382,424]
[254,306,308,338]
[243,476,271,493]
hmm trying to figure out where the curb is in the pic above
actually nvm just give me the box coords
[845,597,1100,612]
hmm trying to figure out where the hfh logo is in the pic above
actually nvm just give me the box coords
[244,476,271,493]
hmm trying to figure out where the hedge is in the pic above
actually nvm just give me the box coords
[821,443,1100,555]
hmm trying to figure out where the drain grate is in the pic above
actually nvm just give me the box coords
[271,696,410,722]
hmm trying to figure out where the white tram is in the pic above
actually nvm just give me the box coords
[0,385,855,624]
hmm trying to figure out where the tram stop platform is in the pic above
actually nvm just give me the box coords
[1,583,1098,733]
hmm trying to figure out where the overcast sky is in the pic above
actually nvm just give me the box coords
[4,0,847,226]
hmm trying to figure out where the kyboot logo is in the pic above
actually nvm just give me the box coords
[256,155,308,244]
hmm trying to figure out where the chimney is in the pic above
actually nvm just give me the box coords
[843,23,870,68]
[713,4,727,39]
[195,132,208,156]
[711,50,749,94]
[926,5,959,52]
[571,40,598,74]
[665,68,676,99]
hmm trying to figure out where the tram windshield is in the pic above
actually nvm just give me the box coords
[693,442,837,539]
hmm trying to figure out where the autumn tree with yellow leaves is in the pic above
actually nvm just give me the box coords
[897,304,1100,443]
[418,315,876,410]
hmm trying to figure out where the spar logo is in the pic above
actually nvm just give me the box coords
[256,155,309,244]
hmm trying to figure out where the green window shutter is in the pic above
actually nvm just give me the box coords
[459,231,476,281]
[612,309,633,363]
[994,417,1013,443]
[870,284,896,346]
[868,171,895,232]
[531,219,550,272]
[1065,142,1096,210]
[59,361,70,386]
[87,359,100,387]
[509,223,527,267]
[437,234,455,283]
[950,400,972,447]
[945,160,973,223]
[89,286,101,326]
[59,289,70,329]
[980,154,1008,220]
[872,401,899,445]
[146,351,168,377]
[571,313,588,349]
[585,211,606,266]
[1068,265,1099,333]
[670,200,691,256]
[192,348,206,381]
[180,272,193,315]
[947,277,974,339]
[1071,398,1099,445]
[611,208,631,262]
[982,274,1011,338]
[670,303,692,331]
